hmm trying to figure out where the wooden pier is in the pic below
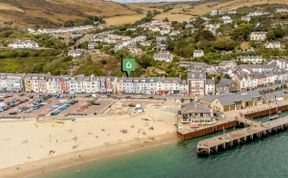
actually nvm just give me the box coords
[197,118,288,156]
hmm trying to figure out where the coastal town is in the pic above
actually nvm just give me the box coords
[1,1,288,178]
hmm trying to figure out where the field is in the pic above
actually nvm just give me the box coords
[131,0,288,19]
[1,0,288,27]
[154,13,195,22]
[174,0,288,16]
[104,14,146,25]
[0,2,24,12]
[0,0,139,27]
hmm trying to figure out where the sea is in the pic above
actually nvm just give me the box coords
[34,112,288,178]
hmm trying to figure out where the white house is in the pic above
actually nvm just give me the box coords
[128,47,142,56]
[222,16,233,24]
[268,59,288,69]
[210,10,218,16]
[37,25,94,34]
[204,23,220,36]
[140,41,151,47]
[241,16,251,22]
[68,49,86,58]
[248,11,269,17]
[193,50,204,58]
[153,52,173,62]
[250,32,267,41]
[265,42,281,49]
[8,40,39,48]
[275,8,288,13]
[88,43,95,49]
[160,29,171,35]
[205,79,215,95]
[238,56,264,64]
[218,61,237,70]
[228,10,237,15]
[156,36,168,50]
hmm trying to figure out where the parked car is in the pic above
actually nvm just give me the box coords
[9,111,17,115]
[128,103,136,107]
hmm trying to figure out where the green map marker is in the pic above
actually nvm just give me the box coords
[122,58,136,77]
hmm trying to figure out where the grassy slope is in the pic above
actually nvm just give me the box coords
[131,0,288,21]
[1,0,288,27]
[180,0,288,16]
[0,0,139,27]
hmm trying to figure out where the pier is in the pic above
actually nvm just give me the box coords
[176,102,288,155]
[177,119,238,141]
[197,118,288,156]
[244,104,288,119]
[177,103,288,141]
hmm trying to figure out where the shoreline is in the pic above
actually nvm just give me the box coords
[0,132,179,178]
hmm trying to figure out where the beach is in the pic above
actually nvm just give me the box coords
[0,98,180,178]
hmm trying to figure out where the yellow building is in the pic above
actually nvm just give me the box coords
[208,91,263,112]
[24,79,32,93]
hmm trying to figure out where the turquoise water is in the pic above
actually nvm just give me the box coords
[36,113,288,178]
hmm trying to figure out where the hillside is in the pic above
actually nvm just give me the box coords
[2,0,288,27]
[186,0,288,15]
[0,0,139,27]
[129,0,288,22]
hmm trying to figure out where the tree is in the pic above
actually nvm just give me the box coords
[87,16,105,24]
[196,40,211,50]
[267,30,276,41]
[232,23,252,41]
[114,48,131,59]
[79,41,89,49]
[223,74,231,79]
[193,17,205,29]
[272,27,285,38]
[32,64,44,73]
[254,18,270,31]
[213,37,235,51]
[139,54,153,69]
[193,29,215,42]
[168,39,195,57]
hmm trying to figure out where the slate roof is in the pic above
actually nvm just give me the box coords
[216,90,262,106]
[181,102,212,114]
[265,90,285,101]
[188,71,206,80]
[217,78,233,88]
[206,79,214,85]
[200,95,217,103]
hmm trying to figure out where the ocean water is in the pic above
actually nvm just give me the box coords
[36,112,288,178]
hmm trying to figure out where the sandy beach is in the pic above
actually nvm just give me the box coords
[0,98,180,178]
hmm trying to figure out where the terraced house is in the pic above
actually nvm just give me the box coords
[24,74,50,93]
[0,62,287,97]
[0,74,24,92]
[116,77,188,95]
[188,71,206,97]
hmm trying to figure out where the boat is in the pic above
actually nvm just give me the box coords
[269,114,279,121]
[268,105,280,121]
